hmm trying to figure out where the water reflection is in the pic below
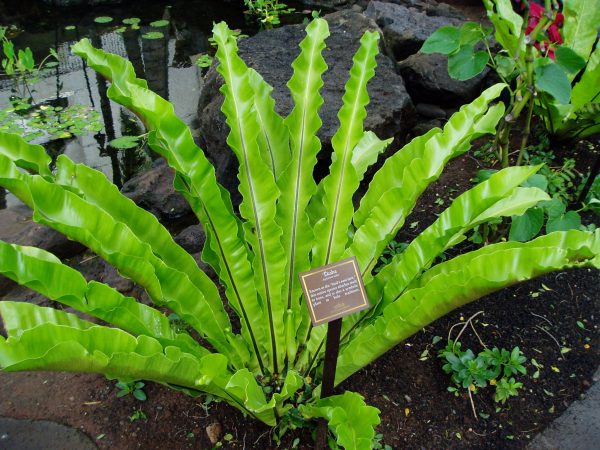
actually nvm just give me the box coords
[0,0,311,208]
[0,32,203,206]
[0,3,221,207]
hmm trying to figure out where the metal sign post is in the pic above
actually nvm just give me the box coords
[298,257,370,448]
[315,317,343,448]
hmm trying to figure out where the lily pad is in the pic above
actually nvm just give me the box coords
[150,19,170,28]
[142,31,164,40]
[109,135,141,149]
[94,16,113,24]
[123,17,141,25]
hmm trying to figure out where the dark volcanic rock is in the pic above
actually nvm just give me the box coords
[0,204,86,295]
[198,9,415,195]
[70,251,148,301]
[0,205,86,259]
[300,0,354,7]
[121,158,192,223]
[174,224,206,255]
[415,102,447,119]
[411,118,444,137]
[384,0,464,19]
[365,1,463,60]
[399,52,489,105]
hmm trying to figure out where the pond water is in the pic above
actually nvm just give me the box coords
[0,0,312,208]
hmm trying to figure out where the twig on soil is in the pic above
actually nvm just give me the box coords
[79,254,98,264]
[530,312,553,327]
[469,320,488,350]
[466,152,486,167]
[174,428,188,438]
[534,325,562,353]
[468,388,478,421]
[470,428,487,437]
[253,430,270,446]
[242,431,247,450]
[448,311,486,351]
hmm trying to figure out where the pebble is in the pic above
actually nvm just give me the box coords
[205,421,222,444]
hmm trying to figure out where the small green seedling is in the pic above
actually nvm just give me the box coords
[115,380,147,401]
[372,433,393,450]
[494,377,523,404]
[129,408,147,421]
[439,340,527,406]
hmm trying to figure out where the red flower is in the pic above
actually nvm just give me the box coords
[547,23,563,44]
[529,2,544,18]
[525,2,564,59]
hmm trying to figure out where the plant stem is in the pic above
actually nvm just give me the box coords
[516,92,535,166]
[577,150,600,206]
[494,0,558,167]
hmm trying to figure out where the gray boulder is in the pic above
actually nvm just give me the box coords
[0,204,86,294]
[0,205,86,259]
[198,9,415,196]
[382,0,465,19]
[299,0,355,7]
[70,250,148,300]
[365,1,463,59]
[399,52,489,106]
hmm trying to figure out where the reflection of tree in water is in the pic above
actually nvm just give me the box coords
[172,22,210,68]
[118,108,152,182]
[89,32,130,189]
[122,27,145,80]
[141,20,169,100]
[44,138,67,168]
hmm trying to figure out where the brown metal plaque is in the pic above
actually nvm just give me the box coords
[299,256,370,326]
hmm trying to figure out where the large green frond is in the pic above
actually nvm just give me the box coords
[247,68,291,181]
[347,84,506,280]
[300,391,381,450]
[562,0,600,64]
[53,156,222,318]
[0,132,51,177]
[0,241,207,357]
[0,150,237,363]
[312,30,380,267]
[275,18,330,354]
[73,40,264,372]
[350,131,393,182]
[371,166,548,307]
[0,305,275,424]
[213,21,287,373]
[336,230,600,383]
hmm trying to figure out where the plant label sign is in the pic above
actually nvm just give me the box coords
[299,256,370,326]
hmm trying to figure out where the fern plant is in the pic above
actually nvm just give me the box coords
[0,19,599,449]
